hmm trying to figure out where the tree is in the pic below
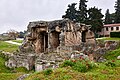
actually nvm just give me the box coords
[62,3,78,21]
[87,7,104,33]
[18,30,27,38]
[110,13,115,23]
[77,0,88,23]
[104,9,112,24]
[7,29,19,40]
[114,0,120,23]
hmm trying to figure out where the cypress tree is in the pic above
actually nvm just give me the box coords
[104,9,112,24]
[114,0,120,23]
[62,3,78,21]
[87,7,104,33]
[77,0,88,23]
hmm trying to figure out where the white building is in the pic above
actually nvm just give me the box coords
[99,24,120,37]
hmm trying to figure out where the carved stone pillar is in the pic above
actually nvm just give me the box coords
[48,32,51,52]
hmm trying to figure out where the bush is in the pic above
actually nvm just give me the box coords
[72,61,87,72]
[0,52,9,61]
[105,61,116,67]
[61,59,95,72]
[43,69,53,75]
[72,60,95,72]
[110,32,120,38]
[60,60,74,67]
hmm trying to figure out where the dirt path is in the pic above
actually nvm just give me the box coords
[5,41,22,45]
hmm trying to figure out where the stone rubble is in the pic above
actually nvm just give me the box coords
[17,74,30,80]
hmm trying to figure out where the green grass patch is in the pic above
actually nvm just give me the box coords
[0,41,19,52]
[15,67,29,73]
[0,52,22,80]
[0,73,24,80]
[11,40,23,43]
[104,48,120,60]
[0,56,11,73]
[98,37,120,41]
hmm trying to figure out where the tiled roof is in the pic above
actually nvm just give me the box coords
[104,23,120,27]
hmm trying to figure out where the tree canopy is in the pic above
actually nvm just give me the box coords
[87,7,104,33]
[62,3,78,21]
[114,0,120,23]
[62,0,104,33]
[77,0,88,23]
[104,9,112,24]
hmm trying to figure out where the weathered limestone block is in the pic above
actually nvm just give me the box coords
[5,58,17,68]
[5,53,35,70]
[70,51,89,60]
[117,56,120,60]
[35,64,43,72]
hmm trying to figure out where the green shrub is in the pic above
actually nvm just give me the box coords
[61,59,95,72]
[105,61,116,67]
[72,61,87,72]
[61,60,74,67]
[72,60,95,72]
[43,68,53,75]
[0,52,9,61]
[110,32,120,38]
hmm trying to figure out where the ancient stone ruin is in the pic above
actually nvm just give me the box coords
[5,19,119,71]
[25,19,95,53]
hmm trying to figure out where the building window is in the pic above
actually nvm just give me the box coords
[111,27,113,31]
[106,27,108,31]
[116,27,119,30]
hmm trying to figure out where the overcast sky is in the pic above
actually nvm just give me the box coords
[0,0,116,34]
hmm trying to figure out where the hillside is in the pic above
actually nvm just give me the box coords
[0,39,120,80]
[25,46,120,80]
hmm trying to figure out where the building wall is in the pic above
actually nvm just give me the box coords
[100,25,120,36]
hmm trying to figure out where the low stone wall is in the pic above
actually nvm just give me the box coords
[5,52,35,70]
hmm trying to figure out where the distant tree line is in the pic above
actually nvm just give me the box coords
[62,0,120,33]
[18,31,27,38]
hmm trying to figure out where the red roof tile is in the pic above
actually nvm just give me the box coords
[104,23,120,27]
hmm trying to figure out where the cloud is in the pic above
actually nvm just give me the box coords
[0,0,115,33]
